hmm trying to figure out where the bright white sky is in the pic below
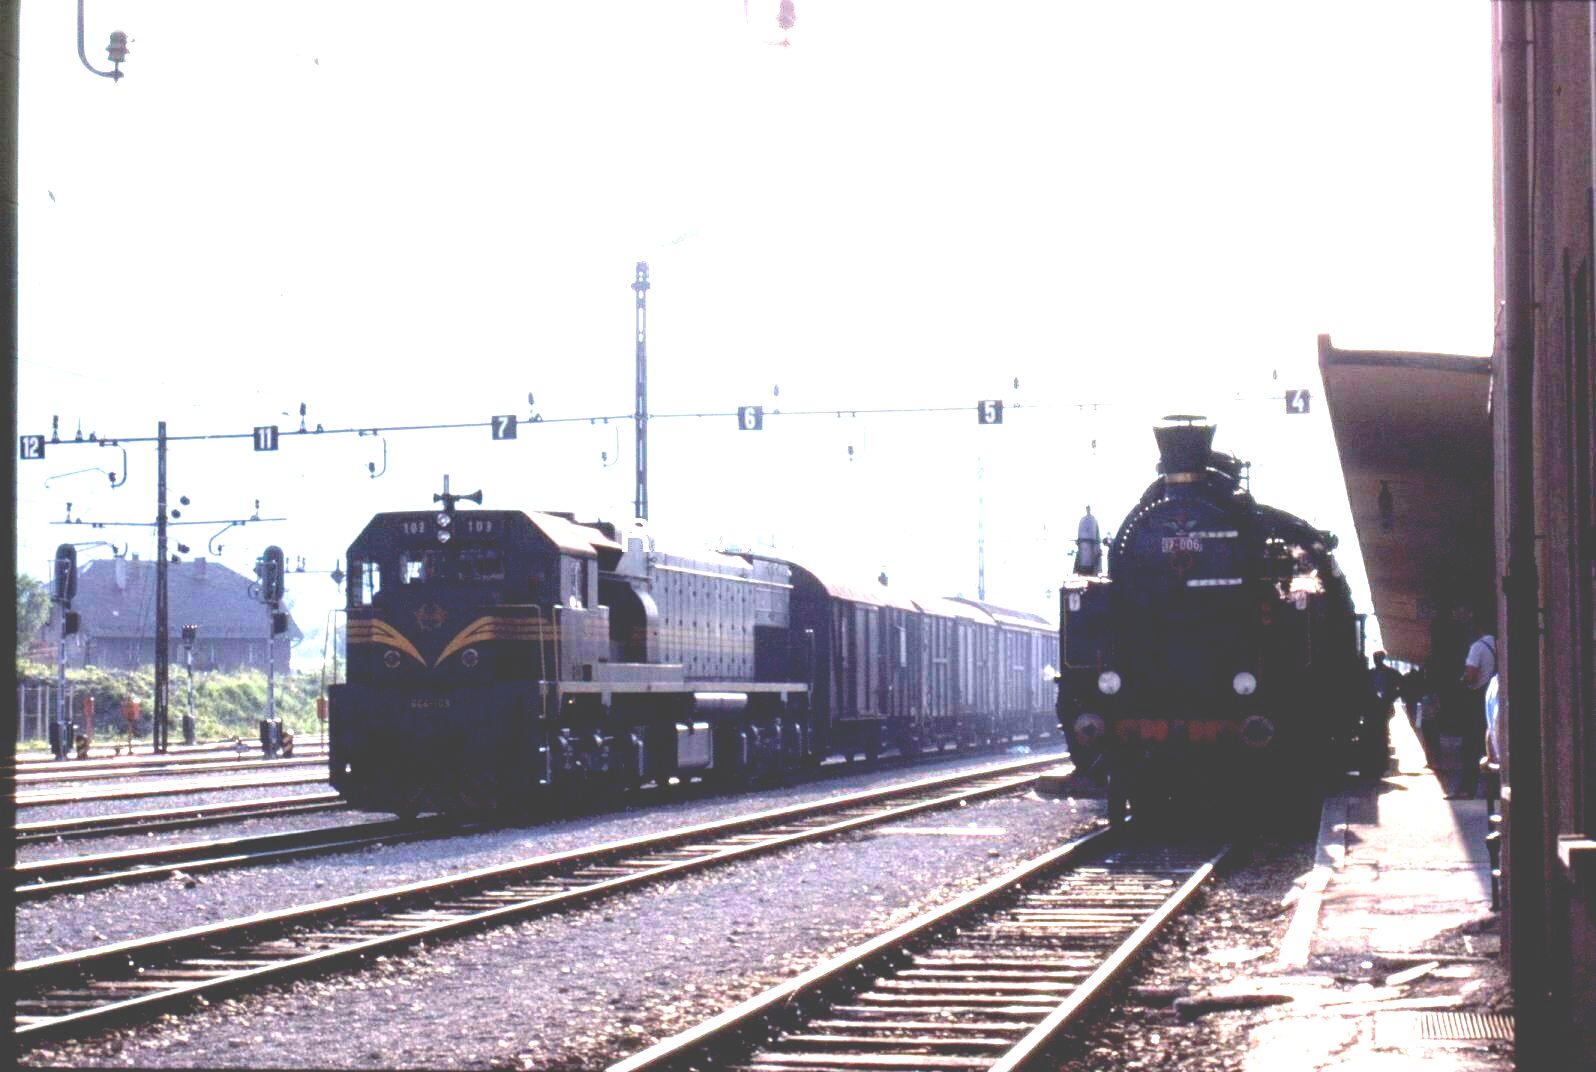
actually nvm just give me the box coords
[15,1,1495,653]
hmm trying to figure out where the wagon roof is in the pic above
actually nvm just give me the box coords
[770,555,921,611]
[910,595,994,623]
[948,596,1056,630]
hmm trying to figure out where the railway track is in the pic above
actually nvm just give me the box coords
[8,755,328,787]
[611,830,1228,1072]
[13,816,462,900]
[15,771,331,809]
[8,736,329,769]
[13,792,347,844]
[13,753,1066,1043]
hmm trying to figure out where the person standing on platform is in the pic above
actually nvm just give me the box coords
[1402,665,1442,766]
[1371,651,1403,708]
[1452,629,1497,797]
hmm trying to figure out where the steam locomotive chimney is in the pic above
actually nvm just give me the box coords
[1153,417,1216,482]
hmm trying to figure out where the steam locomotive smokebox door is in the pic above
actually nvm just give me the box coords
[1062,581,1112,668]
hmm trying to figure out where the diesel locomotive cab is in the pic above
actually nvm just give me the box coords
[329,498,609,816]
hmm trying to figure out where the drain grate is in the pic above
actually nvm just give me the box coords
[1419,1011,1514,1041]
[1377,1011,1515,1048]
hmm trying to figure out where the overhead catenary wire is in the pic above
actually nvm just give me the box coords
[28,388,1303,450]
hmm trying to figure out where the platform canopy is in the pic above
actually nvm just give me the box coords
[1317,334,1494,666]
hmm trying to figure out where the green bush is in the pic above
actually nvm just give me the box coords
[15,661,327,748]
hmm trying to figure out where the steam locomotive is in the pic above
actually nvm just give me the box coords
[1056,418,1377,821]
[328,488,1059,817]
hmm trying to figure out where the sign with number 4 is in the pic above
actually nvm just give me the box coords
[1285,390,1311,414]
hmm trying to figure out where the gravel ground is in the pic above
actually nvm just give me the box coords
[20,775,1102,1069]
[15,745,1068,961]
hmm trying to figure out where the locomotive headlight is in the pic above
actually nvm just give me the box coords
[436,529,452,544]
[1097,671,1122,696]
[1232,671,1257,696]
[436,512,451,528]
[460,648,480,668]
[383,650,401,669]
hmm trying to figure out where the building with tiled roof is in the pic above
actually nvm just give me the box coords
[60,555,302,671]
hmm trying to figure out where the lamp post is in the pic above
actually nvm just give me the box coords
[181,624,198,746]
[76,0,129,81]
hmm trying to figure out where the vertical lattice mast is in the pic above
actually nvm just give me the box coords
[633,262,650,520]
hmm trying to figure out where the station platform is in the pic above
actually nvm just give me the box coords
[1233,709,1514,1070]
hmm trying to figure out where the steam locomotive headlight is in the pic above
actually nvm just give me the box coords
[461,648,480,668]
[436,529,452,544]
[1097,671,1122,696]
[1240,715,1275,748]
[383,650,401,669]
[1232,671,1257,696]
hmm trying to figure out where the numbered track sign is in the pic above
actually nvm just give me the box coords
[492,415,518,440]
[253,425,280,451]
[19,434,45,460]
[977,400,1004,425]
[737,406,763,431]
[1285,389,1311,414]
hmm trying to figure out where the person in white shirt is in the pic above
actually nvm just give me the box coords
[1454,632,1497,797]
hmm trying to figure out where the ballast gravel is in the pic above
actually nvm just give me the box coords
[14,746,1066,961]
[19,751,1100,1070]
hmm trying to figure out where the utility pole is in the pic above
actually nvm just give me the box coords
[977,455,986,601]
[633,261,650,520]
[154,420,169,753]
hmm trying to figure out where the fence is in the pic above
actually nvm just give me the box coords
[16,682,77,743]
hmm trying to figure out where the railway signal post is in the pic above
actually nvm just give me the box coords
[51,544,79,759]
[257,546,287,758]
